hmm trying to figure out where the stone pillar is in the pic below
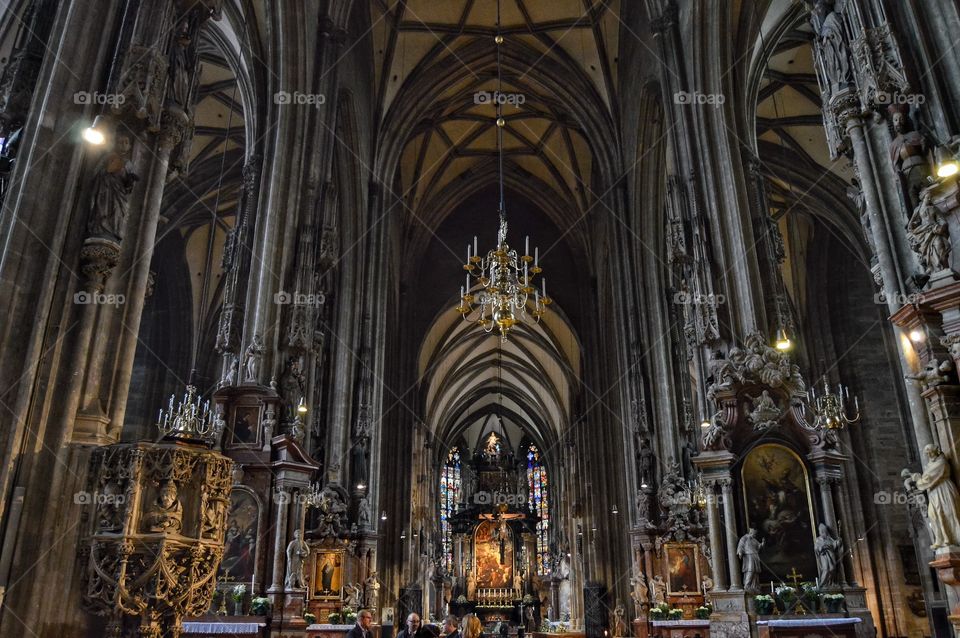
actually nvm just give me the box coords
[720,479,742,590]
[930,550,960,636]
[817,477,838,530]
[704,480,728,590]
[270,488,291,594]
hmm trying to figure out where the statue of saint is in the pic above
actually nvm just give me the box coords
[737,528,764,591]
[814,523,843,588]
[812,0,852,91]
[889,105,933,212]
[364,571,381,609]
[87,133,138,241]
[630,572,649,614]
[145,480,182,533]
[284,529,310,590]
[911,445,960,549]
[650,575,666,605]
[907,188,951,275]
[613,602,626,638]
[243,334,264,384]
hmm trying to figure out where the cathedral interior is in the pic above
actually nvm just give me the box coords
[5,1,960,637]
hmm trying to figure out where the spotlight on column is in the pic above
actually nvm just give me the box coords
[356,481,367,490]
[297,397,308,414]
[774,327,792,351]
[82,115,106,145]
[611,505,619,514]
[700,418,711,429]
[936,145,959,178]
[909,328,925,344]
[380,510,388,521]
[640,480,648,489]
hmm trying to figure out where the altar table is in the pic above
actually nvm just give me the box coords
[182,620,266,636]
[756,617,861,638]
[649,619,710,638]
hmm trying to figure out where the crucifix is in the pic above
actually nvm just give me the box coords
[786,568,805,615]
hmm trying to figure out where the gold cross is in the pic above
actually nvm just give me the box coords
[786,568,803,589]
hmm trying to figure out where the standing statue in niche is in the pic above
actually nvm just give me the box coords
[630,572,649,616]
[650,575,667,605]
[364,571,381,609]
[910,445,960,549]
[907,187,951,276]
[168,18,194,109]
[815,523,843,588]
[889,105,933,213]
[145,480,182,533]
[284,529,310,590]
[811,0,852,91]
[87,132,138,241]
[612,602,626,638]
[737,528,765,591]
[243,334,264,384]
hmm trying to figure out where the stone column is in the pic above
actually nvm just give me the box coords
[817,477,838,530]
[720,479,742,590]
[704,480,728,590]
[845,114,936,452]
[270,488,291,594]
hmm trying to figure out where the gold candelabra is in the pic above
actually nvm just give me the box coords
[807,376,860,430]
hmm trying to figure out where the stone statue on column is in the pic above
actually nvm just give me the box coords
[811,0,853,91]
[889,105,933,213]
[650,574,666,605]
[284,529,310,590]
[630,572,649,616]
[907,186,952,277]
[736,528,764,591]
[910,445,960,550]
[243,334,263,384]
[87,132,138,241]
[814,523,843,588]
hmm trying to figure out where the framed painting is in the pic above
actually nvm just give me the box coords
[663,542,700,594]
[313,550,344,600]
[740,443,817,581]
[228,403,262,448]
[217,489,259,585]
[474,520,513,589]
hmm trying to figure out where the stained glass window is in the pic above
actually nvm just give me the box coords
[526,444,550,574]
[439,447,462,572]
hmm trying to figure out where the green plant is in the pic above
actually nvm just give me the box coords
[328,612,342,624]
[304,612,317,625]
[694,605,712,620]
[456,595,468,604]
[667,608,683,620]
[250,597,270,616]
[754,594,775,615]
[230,584,246,603]
[649,603,669,620]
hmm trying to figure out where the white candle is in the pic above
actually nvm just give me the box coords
[525,236,529,256]
[467,244,471,262]
[474,236,478,257]
[460,286,464,299]
[465,273,470,294]
[542,278,547,298]
[534,247,539,266]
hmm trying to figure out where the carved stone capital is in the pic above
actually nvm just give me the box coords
[79,237,121,292]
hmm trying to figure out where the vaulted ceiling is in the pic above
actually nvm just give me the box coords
[371,0,620,225]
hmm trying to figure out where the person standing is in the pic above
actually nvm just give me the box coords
[398,613,428,638]
[462,614,483,638]
[442,615,461,638]
[348,610,375,638]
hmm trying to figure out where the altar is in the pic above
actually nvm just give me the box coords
[756,617,861,638]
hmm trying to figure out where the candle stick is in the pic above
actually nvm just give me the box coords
[474,236,478,257]
[534,246,539,266]
[525,235,529,257]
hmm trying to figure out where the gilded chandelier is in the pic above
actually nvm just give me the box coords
[454,0,550,341]
[807,376,860,430]
[156,384,222,444]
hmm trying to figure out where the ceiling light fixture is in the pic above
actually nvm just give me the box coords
[455,0,549,341]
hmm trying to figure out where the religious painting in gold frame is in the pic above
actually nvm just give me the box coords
[312,549,344,600]
[663,542,701,594]
[740,443,817,582]
[474,520,513,589]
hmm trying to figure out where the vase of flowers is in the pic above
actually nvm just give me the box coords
[304,613,317,625]
[775,586,796,613]
[667,608,683,621]
[231,584,246,616]
[800,583,820,613]
[649,603,670,620]
[754,594,774,616]
[694,605,712,620]
[250,596,270,616]
[328,612,342,624]
[823,593,846,613]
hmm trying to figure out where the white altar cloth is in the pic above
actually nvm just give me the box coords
[182,621,264,634]
[756,618,862,628]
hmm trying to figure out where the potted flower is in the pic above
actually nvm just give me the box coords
[344,606,358,624]
[667,608,683,621]
[753,594,775,616]
[304,612,317,625]
[775,585,796,613]
[694,605,712,620]
[649,603,669,620]
[800,583,820,613]
[328,612,342,624]
[250,596,270,616]
[823,593,846,613]
[230,584,246,616]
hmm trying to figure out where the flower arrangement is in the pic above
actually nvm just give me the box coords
[457,595,468,604]
[823,593,845,613]
[649,603,670,620]
[667,608,683,620]
[231,584,247,602]
[694,605,712,620]
[304,612,317,625]
[250,596,270,616]
[523,594,535,604]
[328,612,342,624]
[753,594,775,615]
